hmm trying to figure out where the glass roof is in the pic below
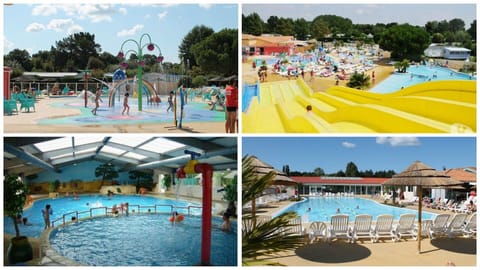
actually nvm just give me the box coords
[35,136,104,152]
[138,137,186,154]
[49,148,97,161]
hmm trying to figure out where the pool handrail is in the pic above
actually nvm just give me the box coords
[50,204,203,227]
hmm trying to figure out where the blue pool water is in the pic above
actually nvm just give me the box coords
[371,65,475,93]
[274,197,436,222]
[49,214,237,266]
[4,195,202,238]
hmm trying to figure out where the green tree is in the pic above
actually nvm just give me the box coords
[346,72,370,89]
[313,15,353,36]
[293,18,311,40]
[431,33,445,43]
[55,32,101,71]
[276,17,294,36]
[313,167,325,176]
[345,161,359,177]
[4,175,28,238]
[94,163,119,187]
[448,18,465,32]
[310,19,330,40]
[191,75,207,87]
[378,24,430,61]
[4,49,32,71]
[394,59,410,73]
[242,155,305,266]
[467,20,476,41]
[242,12,264,35]
[266,16,280,33]
[178,25,214,68]
[192,28,237,76]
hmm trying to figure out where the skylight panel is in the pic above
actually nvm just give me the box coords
[123,152,148,161]
[100,145,126,156]
[35,136,104,152]
[49,148,97,160]
[109,136,151,148]
[139,138,185,154]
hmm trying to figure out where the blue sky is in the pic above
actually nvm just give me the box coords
[3,3,238,63]
[242,4,476,27]
[242,137,476,174]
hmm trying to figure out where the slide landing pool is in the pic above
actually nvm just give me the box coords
[242,78,476,133]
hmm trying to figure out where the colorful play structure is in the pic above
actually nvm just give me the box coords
[108,68,161,108]
[242,78,476,133]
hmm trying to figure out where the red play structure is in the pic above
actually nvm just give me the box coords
[176,159,213,266]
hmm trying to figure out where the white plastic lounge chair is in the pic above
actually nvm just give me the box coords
[428,213,451,239]
[328,214,350,242]
[413,219,433,239]
[283,217,305,236]
[308,221,328,243]
[349,214,373,243]
[371,214,395,243]
[462,213,476,238]
[446,213,467,238]
[393,214,416,242]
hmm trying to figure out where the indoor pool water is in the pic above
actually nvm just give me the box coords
[370,65,475,93]
[274,197,436,222]
[4,195,202,238]
[49,214,237,266]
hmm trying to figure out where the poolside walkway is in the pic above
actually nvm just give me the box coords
[244,196,477,266]
[4,95,225,133]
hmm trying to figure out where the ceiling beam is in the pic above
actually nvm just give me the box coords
[4,143,58,172]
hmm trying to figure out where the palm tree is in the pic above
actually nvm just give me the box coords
[242,155,305,266]
[347,72,370,89]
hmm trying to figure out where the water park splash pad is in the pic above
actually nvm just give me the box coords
[38,94,225,126]
[242,78,476,133]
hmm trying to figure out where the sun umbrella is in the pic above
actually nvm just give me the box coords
[248,156,297,186]
[382,161,463,253]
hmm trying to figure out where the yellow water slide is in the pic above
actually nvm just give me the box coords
[242,78,476,133]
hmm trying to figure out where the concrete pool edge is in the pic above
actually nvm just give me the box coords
[39,223,84,266]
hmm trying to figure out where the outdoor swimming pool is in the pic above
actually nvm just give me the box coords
[274,197,436,222]
[370,65,475,93]
[4,195,202,238]
[49,214,237,266]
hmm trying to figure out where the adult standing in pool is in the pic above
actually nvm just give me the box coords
[42,204,53,229]
[225,79,238,133]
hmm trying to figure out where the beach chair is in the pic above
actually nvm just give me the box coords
[19,98,35,112]
[328,214,350,242]
[413,219,433,239]
[428,213,451,239]
[4,99,18,115]
[349,214,373,243]
[371,214,395,243]
[283,217,306,237]
[308,221,327,243]
[392,214,416,242]
[446,213,467,238]
[462,213,476,238]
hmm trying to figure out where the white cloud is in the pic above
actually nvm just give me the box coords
[157,11,168,20]
[47,18,75,32]
[26,22,46,32]
[119,7,127,15]
[67,24,84,35]
[56,4,117,23]
[117,24,144,37]
[376,137,421,147]
[199,4,213,10]
[159,4,179,8]
[32,4,57,16]
[342,141,356,148]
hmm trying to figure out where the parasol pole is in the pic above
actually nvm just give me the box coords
[417,187,422,254]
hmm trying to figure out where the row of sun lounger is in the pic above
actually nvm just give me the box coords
[243,212,476,244]
[308,212,476,243]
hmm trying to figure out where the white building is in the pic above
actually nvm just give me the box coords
[424,44,471,60]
